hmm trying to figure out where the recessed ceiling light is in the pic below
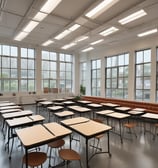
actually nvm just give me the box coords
[100,27,119,36]
[137,28,158,37]
[42,40,54,46]
[14,32,28,41]
[33,12,47,21]
[90,39,104,45]
[82,47,94,52]
[54,24,80,40]
[76,36,89,42]
[40,0,62,14]
[23,21,39,33]
[62,43,76,49]
[118,9,147,25]
[85,0,119,19]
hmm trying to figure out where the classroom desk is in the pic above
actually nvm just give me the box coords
[0,102,15,107]
[6,115,45,158]
[1,110,33,133]
[106,112,130,143]
[96,110,115,119]
[128,110,145,116]
[54,111,74,122]
[53,98,65,103]
[16,123,72,168]
[63,101,75,106]
[35,98,47,113]
[0,108,22,114]
[0,105,22,111]
[100,103,120,110]
[87,103,103,118]
[141,113,158,138]
[47,106,64,122]
[114,106,131,113]
[67,105,91,117]
[77,100,92,107]
[61,117,112,168]
[39,101,53,114]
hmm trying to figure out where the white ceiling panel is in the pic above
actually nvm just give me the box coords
[0,0,157,52]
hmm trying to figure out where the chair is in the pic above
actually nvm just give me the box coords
[59,149,82,168]
[90,118,104,153]
[47,139,65,167]
[123,122,137,139]
[22,152,47,168]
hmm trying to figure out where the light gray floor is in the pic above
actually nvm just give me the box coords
[0,104,158,168]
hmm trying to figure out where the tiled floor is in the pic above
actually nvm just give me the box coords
[0,104,158,168]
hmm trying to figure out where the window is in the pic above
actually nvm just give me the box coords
[91,59,101,96]
[105,53,129,98]
[135,49,151,101]
[59,53,73,93]
[0,45,18,92]
[42,51,57,91]
[21,48,35,91]
[80,62,87,87]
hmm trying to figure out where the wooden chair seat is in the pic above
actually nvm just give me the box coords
[124,123,136,128]
[22,152,47,167]
[48,139,65,148]
[59,149,81,161]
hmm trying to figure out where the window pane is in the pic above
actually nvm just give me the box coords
[50,52,57,61]
[144,50,151,62]
[136,51,143,63]
[106,57,111,67]
[60,53,65,61]
[21,48,27,57]
[11,46,18,56]
[28,60,34,69]
[2,45,10,56]
[144,63,151,76]
[21,59,28,69]
[42,51,49,60]
[28,49,34,58]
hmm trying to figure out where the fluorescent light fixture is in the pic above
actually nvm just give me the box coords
[40,0,62,14]
[82,47,94,52]
[118,9,147,25]
[14,32,28,41]
[33,12,47,21]
[23,20,39,33]
[69,24,80,31]
[85,0,119,19]
[42,40,54,46]
[54,30,71,40]
[90,39,104,45]
[137,28,158,37]
[76,36,89,42]
[54,24,80,40]
[62,43,76,49]
[100,26,119,36]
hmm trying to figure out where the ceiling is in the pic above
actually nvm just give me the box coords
[0,0,158,53]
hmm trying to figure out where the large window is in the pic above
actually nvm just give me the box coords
[105,53,129,98]
[80,62,87,87]
[91,59,101,96]
[59,53,73,93]
[42,50,57,90]
[135,49,151,101]
[0,45,18,92]
[21,48,35,91]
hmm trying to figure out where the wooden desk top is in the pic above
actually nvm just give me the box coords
[54,111,74,117]
[0,102,15,107]
[47,106,64,111]
[0,105,21,111]
[133,108,146,111]
[70,120,112,137]
[2,110,33,119]
[87,103,103,108]
[44,122,72,137]
[77,100,91,104]
[63,101,75,105]
[141,113,158,120]
[35,98,47,103]
[96,110,114,115]
[100,103,120,107]
[39,101,53,105]
[0,108,21,114]
[106,112,130,119]
[115,107,131,111]
[16,124,55,147]
[68,106,91,112]
[128,110,144,115]
[61,117,90,126]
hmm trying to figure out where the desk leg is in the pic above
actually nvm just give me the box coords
[86,139,88,168]
[107,131,111,157]
[25,148,28,168]
[119,120,123,143]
